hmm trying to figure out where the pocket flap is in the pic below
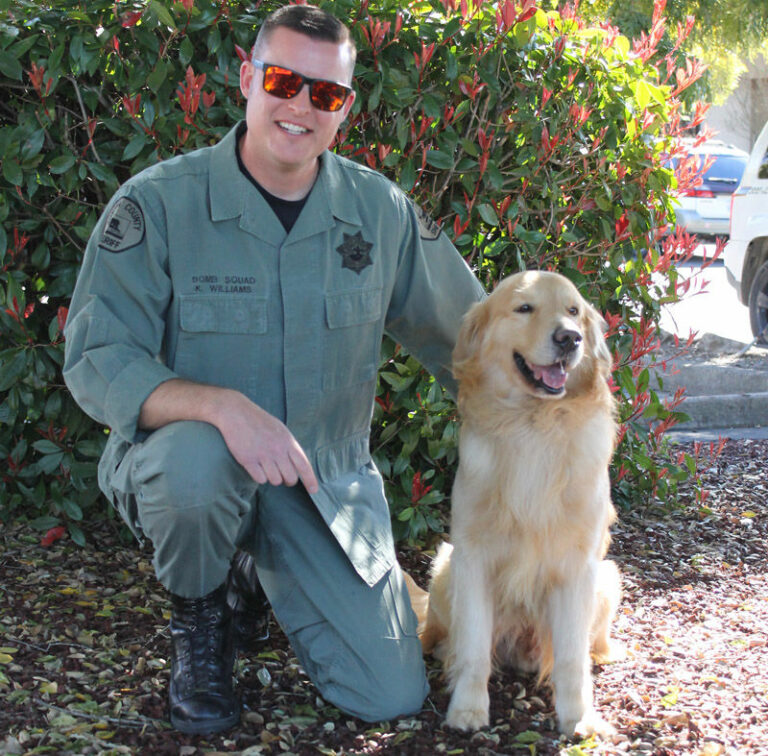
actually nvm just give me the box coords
[325,287,382,329]
[179,295,267,334]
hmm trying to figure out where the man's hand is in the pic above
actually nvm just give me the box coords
[139,379,319,494]
[215,394,319,493]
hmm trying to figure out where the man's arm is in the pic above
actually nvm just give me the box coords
[139,379,319,494]
[385,195,486,398]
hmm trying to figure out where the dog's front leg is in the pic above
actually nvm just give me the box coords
[444,546,494,731]
[548,564,614,738]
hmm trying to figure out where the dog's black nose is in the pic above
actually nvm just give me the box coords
[553,327,582,354]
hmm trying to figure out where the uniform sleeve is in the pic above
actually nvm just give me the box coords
[384,195,486,398]
[63,187,177,443]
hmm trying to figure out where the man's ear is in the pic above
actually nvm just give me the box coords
[240,60,255,99]
[340,89,356,120]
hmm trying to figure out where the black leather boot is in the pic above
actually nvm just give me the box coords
[169,584,240,734]
[226,550,270,653]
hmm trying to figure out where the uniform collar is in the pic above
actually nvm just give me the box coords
[209,122,363,244]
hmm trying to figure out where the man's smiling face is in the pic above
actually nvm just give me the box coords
[239,26,355,194]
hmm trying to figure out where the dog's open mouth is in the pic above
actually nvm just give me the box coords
[514,352,568,395]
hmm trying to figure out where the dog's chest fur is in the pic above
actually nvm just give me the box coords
[453,399,614,608]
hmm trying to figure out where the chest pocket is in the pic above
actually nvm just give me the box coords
[180,295,267,334]
[323,287,382,390]
[325,287,382,329]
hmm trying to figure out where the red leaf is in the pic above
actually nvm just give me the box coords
[41,526,67,547]
[121,10,143,27]
[57,306,68,333]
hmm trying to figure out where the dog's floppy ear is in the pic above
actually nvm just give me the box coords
[452,299,490,378]
[584,302,612,375]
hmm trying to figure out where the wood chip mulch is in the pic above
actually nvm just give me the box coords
[1,438,766,755]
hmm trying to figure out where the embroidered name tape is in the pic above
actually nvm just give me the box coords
[98,197,145,253]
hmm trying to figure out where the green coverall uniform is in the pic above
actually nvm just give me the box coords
[63,122,485,721]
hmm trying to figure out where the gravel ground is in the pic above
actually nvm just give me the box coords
[1,438,766,756]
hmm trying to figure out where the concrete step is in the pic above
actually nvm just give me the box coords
[653,331,768,435]
[669,392,768,430]
[658,364,768,396]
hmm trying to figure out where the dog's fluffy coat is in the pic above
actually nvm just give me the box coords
[416,271,623,737]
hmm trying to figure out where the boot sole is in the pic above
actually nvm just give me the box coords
[170,709,240,735]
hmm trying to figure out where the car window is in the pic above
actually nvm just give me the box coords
[759,150,768,180]
[702,156,747,187]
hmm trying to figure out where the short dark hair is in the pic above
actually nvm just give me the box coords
[253,5,357,69]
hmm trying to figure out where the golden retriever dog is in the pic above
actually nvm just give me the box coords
[412,270,623,738]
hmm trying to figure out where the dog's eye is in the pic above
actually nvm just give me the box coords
[568,306,579,316]
[516,304,533,314]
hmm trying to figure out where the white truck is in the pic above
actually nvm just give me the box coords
[724,119,768,343]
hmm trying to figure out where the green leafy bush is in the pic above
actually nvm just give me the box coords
[1,0,706,545]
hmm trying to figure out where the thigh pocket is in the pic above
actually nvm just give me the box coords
[100,441,144,541]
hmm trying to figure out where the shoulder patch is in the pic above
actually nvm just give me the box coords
[414,203,442,240]
[98,197,145,253]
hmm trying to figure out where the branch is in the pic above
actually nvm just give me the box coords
[67,75,103,164]
[33,697,167,730]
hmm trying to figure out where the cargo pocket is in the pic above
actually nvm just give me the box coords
[98,436,144,542]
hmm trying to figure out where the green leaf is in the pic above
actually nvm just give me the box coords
[0,350,27,392]
[86,161,116,183]
[122,133,148,161]
[75,439,105,458]
[49,154,76,174]
[399,159,416,191]
[149,0,176,28]
[21,129,45,161]
[634,80,652,110]
[179,36,194,66]
[425,149,454,170]
[33,439,61,455]
[2,158,23,186]
[8,35,39,60]
[146,60,169,93]
[0,401,13,424]
[514,730,542,743]
[0,49,22,80]
[62,499,83,521]
[37,452,64,474]
[478,203,499,226]
[28,516,60,531]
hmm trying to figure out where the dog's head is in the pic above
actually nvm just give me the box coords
[453,271,612,401]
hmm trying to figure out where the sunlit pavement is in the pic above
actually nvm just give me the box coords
[656,244,768,440]
[658,244,753,345]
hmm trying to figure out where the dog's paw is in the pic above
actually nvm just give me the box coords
[445,681,490,731]
[445,704,489,731]
[591,639,626,665]
[561,709,615,739]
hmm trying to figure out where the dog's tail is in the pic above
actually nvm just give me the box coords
[404,543,455,655]
[404,568,450,654]
[404,571,429,627]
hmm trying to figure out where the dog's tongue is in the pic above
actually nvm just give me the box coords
[532,362,567,389]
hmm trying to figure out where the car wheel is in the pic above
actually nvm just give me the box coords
[748,259,768,343]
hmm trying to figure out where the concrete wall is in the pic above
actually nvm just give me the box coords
[705,55,768,152]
